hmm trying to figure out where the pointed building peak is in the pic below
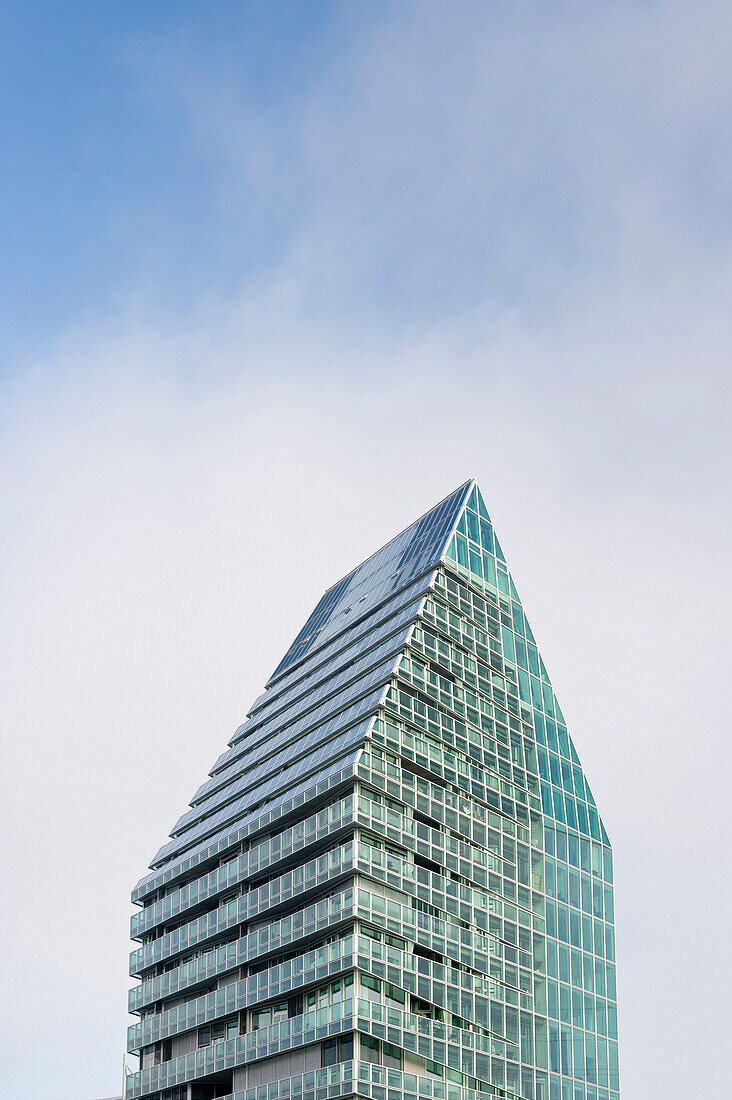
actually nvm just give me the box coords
[266,479,473,687]
[322,478,474,598]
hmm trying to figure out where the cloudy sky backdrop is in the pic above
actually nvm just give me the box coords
[0,3,729,1097]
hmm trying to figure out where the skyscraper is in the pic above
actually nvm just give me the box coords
[127,480,620,1100]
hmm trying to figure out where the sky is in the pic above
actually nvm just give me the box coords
[0,2,730,1097]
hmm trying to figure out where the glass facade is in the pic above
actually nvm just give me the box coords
[128,480,619,1100]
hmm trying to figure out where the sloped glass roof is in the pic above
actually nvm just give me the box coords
[267,478,473,686]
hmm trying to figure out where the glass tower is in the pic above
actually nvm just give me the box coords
[127,480,620,1100]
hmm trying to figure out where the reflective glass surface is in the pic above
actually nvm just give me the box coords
[267,481,472,685]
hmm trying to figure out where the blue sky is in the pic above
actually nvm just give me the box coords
[0,2,353,357]
[0,4,729,1099]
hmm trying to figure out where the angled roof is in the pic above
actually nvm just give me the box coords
[266,478,475,686]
